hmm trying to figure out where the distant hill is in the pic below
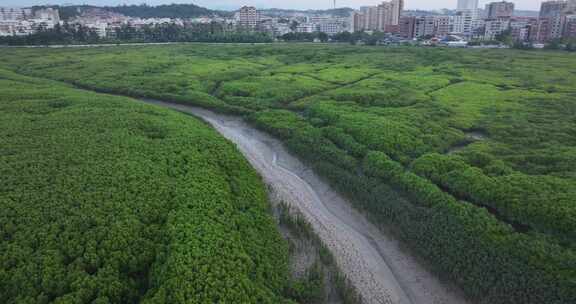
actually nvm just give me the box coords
[31,4,540,20]
[32,4,230,20]
[107,4,231,19]
[30,5,86,20]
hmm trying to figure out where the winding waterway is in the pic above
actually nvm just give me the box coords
[139,98,469,304]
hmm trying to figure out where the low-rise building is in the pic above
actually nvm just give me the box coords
[399,15,456,39]
[435,16,453,36]
[296,23,316,33]
[510,17,538,41]
[0,7,31,21]
[0,7,60,36]
[484,18,511,40]
[319,22,345,35]
[0,20,33,36]
[414,16,436,38]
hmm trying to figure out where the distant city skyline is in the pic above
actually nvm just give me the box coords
[0,0,544,11]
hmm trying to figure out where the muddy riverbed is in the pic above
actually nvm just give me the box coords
[140,99,470,304]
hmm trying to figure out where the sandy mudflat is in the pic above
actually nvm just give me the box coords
[141,99,469,304]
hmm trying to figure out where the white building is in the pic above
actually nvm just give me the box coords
[0,20,33,36]
[274,23,292,36]
[34,8,59,23]
[0,7,60,36]
[307,15,349,35]
[296,23,316,33]
[309,15,331,24]
[319,22,345,35]
[453,8,482,38]
[0,7,31,21]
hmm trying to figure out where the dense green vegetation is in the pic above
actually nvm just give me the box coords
[0,24,274,46]
[0,69,294,303]
[1,44,575,303]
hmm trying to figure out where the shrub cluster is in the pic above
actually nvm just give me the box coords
[0,71,291,303]
[250,110,576,304]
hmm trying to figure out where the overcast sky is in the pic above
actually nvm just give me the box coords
[1,1,544,11]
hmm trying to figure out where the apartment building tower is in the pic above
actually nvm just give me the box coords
[353,0,404,32]
[399,16,416,38]
[536,0,576,41]
[568,0,576,12]
[540,1,570,17]
[486,1,515,19]
[458,0,479,10]
[238,6,260,30]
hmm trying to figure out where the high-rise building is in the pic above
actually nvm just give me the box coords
[377,2,393,30]
[361,6,380,30]
[353,0,403,32]
[384,0,404,26]
[352,11,366,32]
[567,0,576,13]
[454,0,481,39]
[237,6,260,29]
[399,16,416,38]
[537,0,576,41]
[540,1,568,18]
[457,0,479,10]
[486,1,515,18]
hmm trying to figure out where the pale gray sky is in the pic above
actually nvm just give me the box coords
[1,0,544,11]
